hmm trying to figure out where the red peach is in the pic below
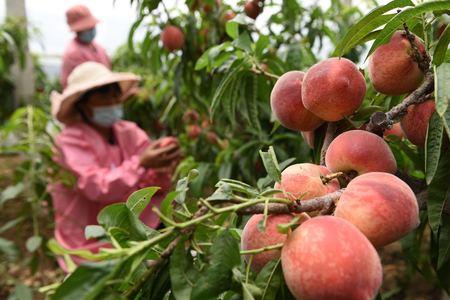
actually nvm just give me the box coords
[241,214,294,272]
[161,25,185,51]
[187,124,202,139]
[281,216,382,300]
[270,71,324,131]
[223,10,236,22]
[368,31,425,95]
[302,57,366,121]
[274,163,339,201]
[400,99,436,147]
[383,122,404,141]
[335,172,419,248]
[244,0,261,19]
[301,131,315,149]
[325,130,397,175]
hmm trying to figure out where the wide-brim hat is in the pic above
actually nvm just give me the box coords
[66,4,99,32]
[51,62,140,124]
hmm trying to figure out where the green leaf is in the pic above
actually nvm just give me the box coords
[52,261,118,300]
[98,203,149,242]
[0,237,18,261]
[126,187,160,217]
[0,182,24,205]
[233,32,253,53]
[435,63,450,119]
[211,60,246,118]
[437,214,450,269]
[190,230,241,300]
[26,236,42,253]
[255,260,283,300]
[428,153,450,234]
[175,169,199,204]
[242,283,259,300]
[226,21,239,39]
[259,146,281,183]
[170,239,194,300]
[12,283,33,300]
[368,1,450,58]
[425,113,444,184]
[433,24,450,66]
[85,225,106,240]
[254,35,270,58]
[333,0,413,56]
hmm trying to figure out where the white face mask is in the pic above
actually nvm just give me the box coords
[91,104,123,127]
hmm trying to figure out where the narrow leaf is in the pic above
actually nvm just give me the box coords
[425,113,444,184]
[433,24,450,66]
[126,187,160,217]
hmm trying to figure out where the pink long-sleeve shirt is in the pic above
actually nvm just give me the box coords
[49,120,171,267]
[60,38,111,88]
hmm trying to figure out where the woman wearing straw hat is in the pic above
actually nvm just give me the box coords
[50,62,181,271]
[60,4,111,88]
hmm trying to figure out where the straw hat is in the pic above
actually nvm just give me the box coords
[66,5,99,32]
[51,62,140,124]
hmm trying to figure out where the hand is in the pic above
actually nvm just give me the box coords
[139,140,182,169]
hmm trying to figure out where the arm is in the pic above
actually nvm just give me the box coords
[56,131,146,203]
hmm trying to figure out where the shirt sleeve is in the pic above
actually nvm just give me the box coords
[56,131,146,204]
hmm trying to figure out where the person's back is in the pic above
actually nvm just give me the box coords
[60,4,111,88]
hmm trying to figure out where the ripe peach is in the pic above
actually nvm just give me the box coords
[325,130,397,175]
[241,214,294,272]
[187,124,202,139]
[384,122,404,141]
[335,172,419,247]
[301,57,366,121]
[400,99,436,147]
[270,71,323,131]
[368,31,425,95]
[301,131,315,148]
[223,10,236,22]
[244,0,261,20]
[281,216,382,300]
[161,25,185,51]
[274,163,339,201]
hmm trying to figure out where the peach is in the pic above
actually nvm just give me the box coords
[368,31,425,95]
[270,71,324,131]
[241,214,294,272]
[274,163,339,201]
[244,0,261,19]
[301,131,315,148]
[301,57,366,121]
[400,99,436,147]
[383,122,404,141]
[281,216,382,300]
[161,25,185,51]
[223,10,236,22]
[325,130,397,175]
[335,172,419,247]
[187,124,202,139]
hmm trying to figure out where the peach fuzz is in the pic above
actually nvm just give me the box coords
[335,172,419,248]
[302,57,366,121]
[161,25,185,51]
[274,163,339,201]
[401,99,436,147]
[325,130,397,175]
[241,214,294,273]
[270,71,323,131]
[281,216,382,300]
[368,31,425,95]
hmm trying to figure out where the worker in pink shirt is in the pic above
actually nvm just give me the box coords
[50,62,181,271]
[60,4,111,88]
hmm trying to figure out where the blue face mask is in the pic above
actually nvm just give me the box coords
[78,27,96,44]
[91,104,123,127]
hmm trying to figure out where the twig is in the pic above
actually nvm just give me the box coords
[366,72,434,134]
[240,243,284,255]
[321,172,344,184]
[320,122,337,165]
[236,190,344,215]
[403,23,430,73]
[250,66,280,80]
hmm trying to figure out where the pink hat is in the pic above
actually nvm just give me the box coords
[66,5,99,32]
[51,62,140,124]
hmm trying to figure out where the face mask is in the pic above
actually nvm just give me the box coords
[91,104,123,127]
[78,27,96,44]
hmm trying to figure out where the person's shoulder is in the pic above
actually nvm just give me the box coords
[115,120,142,132]
[62,39,83,59]
[57,122,90,143]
